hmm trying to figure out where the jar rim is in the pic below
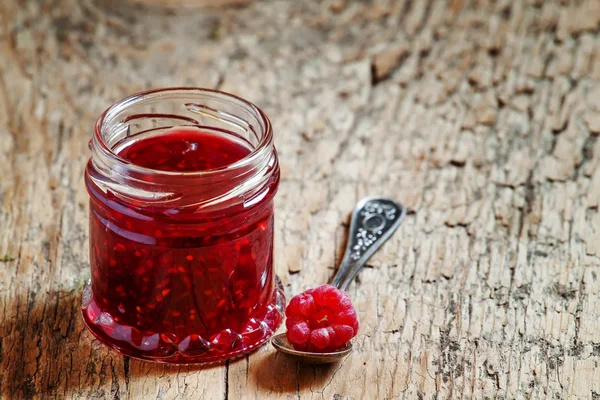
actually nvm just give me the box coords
[93,87,273,178]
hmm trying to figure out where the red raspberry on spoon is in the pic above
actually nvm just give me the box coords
[272,198,406,363]
[285,284,359,352]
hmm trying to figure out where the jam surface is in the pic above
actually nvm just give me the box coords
[117,128,251,172]
[83,127,284,363]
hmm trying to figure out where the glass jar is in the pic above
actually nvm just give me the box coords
[82,88,284,364]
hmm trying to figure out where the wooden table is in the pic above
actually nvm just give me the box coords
[2,0,600,398]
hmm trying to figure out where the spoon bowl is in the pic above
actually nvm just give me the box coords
[271,333,352,364]
[271,197,406,364]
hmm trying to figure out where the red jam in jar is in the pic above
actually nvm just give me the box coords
[82,88,284,364]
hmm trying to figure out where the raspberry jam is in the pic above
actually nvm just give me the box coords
[83,89,284,364]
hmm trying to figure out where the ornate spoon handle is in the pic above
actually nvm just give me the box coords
[331,197,406,291]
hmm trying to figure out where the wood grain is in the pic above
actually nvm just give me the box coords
[1,0,600,398]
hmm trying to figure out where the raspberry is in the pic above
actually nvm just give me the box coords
[285,284,359,352]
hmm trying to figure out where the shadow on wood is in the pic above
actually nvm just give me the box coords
[250,350,341,394]
[0,287,101,399]
[126,354,225,378]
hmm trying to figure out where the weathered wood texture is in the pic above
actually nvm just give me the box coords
[1,0,600,398]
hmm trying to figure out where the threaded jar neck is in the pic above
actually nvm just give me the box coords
[87,88,278,215]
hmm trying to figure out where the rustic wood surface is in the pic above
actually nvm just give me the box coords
[1,0,600,398]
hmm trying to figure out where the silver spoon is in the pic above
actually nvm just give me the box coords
[272,197,406,364]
